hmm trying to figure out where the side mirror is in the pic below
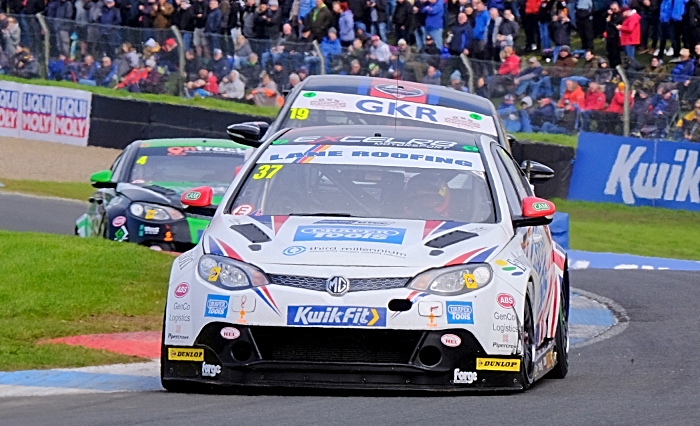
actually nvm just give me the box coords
[512,196,555,228]
[520,160,555,183]
[507,133,517,145]
[90,170,116,188]
[181,186,214,207]
[227,121,269,148]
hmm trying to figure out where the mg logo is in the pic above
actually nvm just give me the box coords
[325,276,349,296]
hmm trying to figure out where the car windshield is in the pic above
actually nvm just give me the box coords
[229,144,496,223]
[128,145,246,185]
[279,90,499,137]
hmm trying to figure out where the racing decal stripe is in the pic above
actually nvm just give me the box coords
[215,238,242,261]
[422,221,443,239]
[293,144,331,164]
[427,92,440,105]
[444,247,486,266]
[208,236,224,256]
[468,245,499,263]
[253,286,281,316]
[552,250,565,270]
[432,221,468,235]
[272,216,290,235]
[251,215,273,230]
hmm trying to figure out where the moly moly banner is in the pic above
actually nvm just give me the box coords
[569,133,700,211]
[0,80,92,146]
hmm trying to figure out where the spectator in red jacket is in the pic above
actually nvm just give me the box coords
[580,81,607,131]
[595,82,634,134]
[619,6,641,60]
[557,79,585,108]
[186,68,219,97]
[487,46,520,97]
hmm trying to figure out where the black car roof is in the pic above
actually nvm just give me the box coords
[275,125,485,152]
[299,75,495,116]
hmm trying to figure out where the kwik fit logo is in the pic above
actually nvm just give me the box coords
[605,145,700,204]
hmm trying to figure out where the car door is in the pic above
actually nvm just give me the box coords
[491,144,553,346]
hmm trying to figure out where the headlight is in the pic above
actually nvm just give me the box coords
[408,264,493,295]
[198,255,270,290]
[129,203,184,221]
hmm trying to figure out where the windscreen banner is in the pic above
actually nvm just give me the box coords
[0,81,92,146]
[568,132,700,211]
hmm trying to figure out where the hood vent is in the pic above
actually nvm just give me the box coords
[230,224,271,243]
[425,230,478,249]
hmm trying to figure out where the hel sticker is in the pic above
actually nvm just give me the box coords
[476,358,521,372]
[253,164,283,179]
[220,327,241,340]
[289,108,309,120]
[112,216,126,227]
[232,204,254,215]
[208,266,221,282]
[167,348,204,361]
[135,155,148,165]
[441,334,462,347]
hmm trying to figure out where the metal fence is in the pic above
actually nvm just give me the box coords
[7,13,699,141]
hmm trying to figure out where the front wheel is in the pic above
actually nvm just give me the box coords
[519,295,536,390]
[548,263,570,379]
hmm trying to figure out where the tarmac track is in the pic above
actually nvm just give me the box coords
[1,195,699,425]
[0,270,697,425]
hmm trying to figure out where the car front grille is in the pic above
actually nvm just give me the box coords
[251,327,423,363]
[268,275,410,292]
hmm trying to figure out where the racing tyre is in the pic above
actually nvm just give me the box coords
[519,295,536,390]
[548,261,570,379]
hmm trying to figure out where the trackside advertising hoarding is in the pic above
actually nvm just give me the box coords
[569,132,700,211]
[0,81,92,146]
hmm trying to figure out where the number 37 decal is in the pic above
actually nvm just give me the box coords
[253,164,283,179]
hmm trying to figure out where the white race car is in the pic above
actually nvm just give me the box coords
[162,125,569,391]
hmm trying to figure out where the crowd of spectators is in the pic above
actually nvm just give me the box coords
[2,0,700,140]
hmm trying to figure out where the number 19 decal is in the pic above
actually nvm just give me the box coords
[289,108,309,120]
[253,164,283,179]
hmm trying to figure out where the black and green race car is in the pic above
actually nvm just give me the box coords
[75,138,251,251]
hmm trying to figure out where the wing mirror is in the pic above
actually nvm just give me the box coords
[520,160,555,183]
[90,170,116,188]
[181,186,214,207]
[512,196,555,228]
[227,122,269,148]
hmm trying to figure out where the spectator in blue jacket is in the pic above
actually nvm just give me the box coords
[529,94,558,132]
[211,48,231,81]
[421,0,444,46]
[447,12,471,56]
[205,0,223,55]
[471,0,490,64]
[671,48,695,88]
[320,27,342,73]
[514,56,552,97]
[93,56,118,87]
[334,2,355,47]
[297,0,315,27]
[99,0,122,58]
[498,94,522,131]
[76,55,100,85]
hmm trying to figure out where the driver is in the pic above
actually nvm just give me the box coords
[403,174,451,218]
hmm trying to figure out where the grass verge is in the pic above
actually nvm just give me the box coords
[0,75,279,117]
[0,231,172,371]
[554,199,700,261]
[513,132,578,148]
[0,178,94,201]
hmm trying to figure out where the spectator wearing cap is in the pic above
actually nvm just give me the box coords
[320,28,342,72]
[548,46,577,93]
[205,0,223,55]
[530,95,559,133]
[620,5,641,60]
[219,70,246,100]
[11,46,39,79]
[297,66,309,80]
[211,48,231,81]
[334,2,355,47]
[186,67,219,97]
[369,34,391,63]
[247,71,284,106]
[392,0,412,43]
[142,38,161,62]
[486,46,519,97]
[420,0,445,46]
[306,0,333,41]
[450,69,469,92]
[395,38,413,64]
[594,57,613,86]
[448,12,471,56]
[240,52,263,87]
[269,60,290,90]
[550,9,573,60]
[153,0,175,29]
[266,0,283,41]
[159,38,180,73]
[514,57,552,98]
[422,65,441,84]
[92,56,118,87]
[99,0,122,58]
[579,81,607,131]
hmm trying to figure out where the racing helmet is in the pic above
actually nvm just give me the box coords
[403,173,451,218]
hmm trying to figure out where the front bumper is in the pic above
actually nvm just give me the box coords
[162,323,524,391]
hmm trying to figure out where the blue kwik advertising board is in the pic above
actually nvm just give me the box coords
[569,132,700,211]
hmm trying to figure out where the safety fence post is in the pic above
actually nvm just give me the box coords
[460,54,474,94]
[35,13,50,79]
[312,40,324,75]
[616,65,630,137]
[170,25,186,97]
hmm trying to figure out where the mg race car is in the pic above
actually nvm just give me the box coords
[162,126,569,391]
[75,138,251,251]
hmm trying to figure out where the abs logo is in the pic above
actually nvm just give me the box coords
[205,294,229,318]
[54,96,89,138]
[0,88,19,129]
[293,225,406,244]
[21,92,52,134]
[446,301,474,324]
